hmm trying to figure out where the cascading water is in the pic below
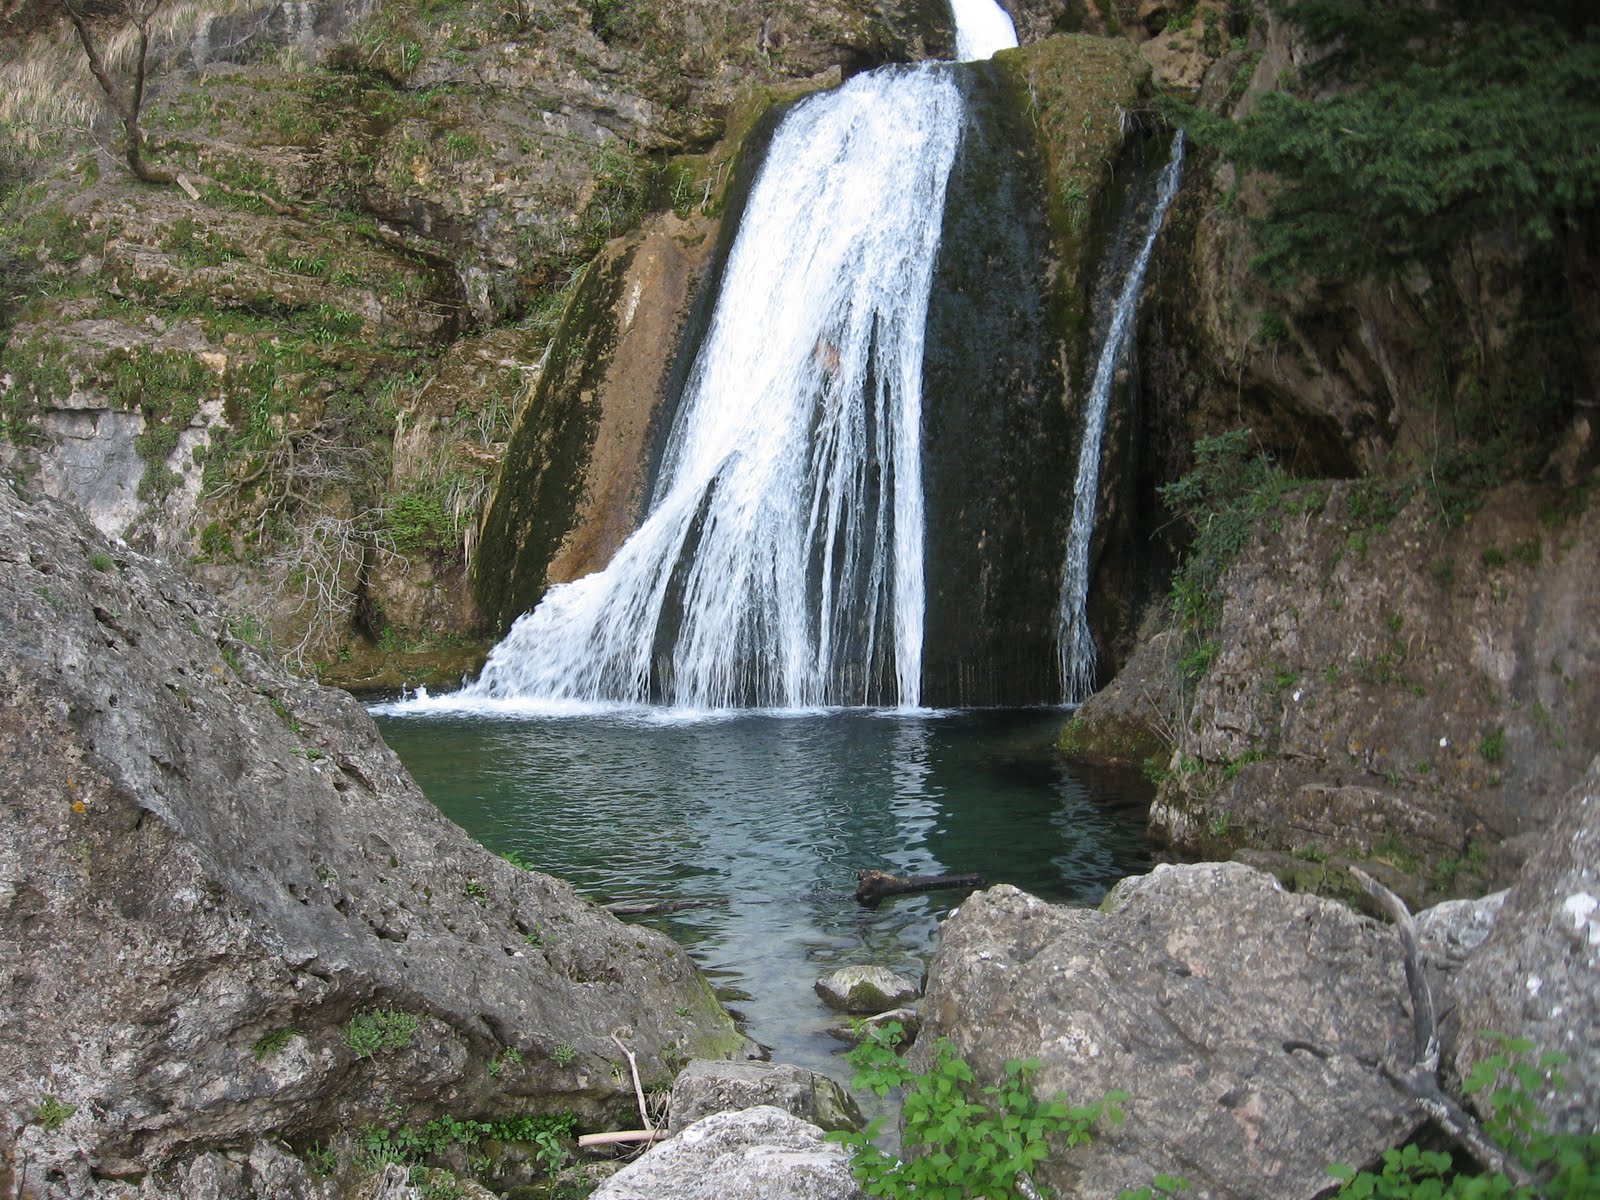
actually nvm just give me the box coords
[1057,133,1186,703]
[450,6,1017,711]
[950,0,1017,62]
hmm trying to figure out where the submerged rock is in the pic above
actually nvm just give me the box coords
[591,1106,866,1200]
[0,487,745,1196]
[669,1060,864,1134]
[814,966,920,1014]
[917,871,1418,1199]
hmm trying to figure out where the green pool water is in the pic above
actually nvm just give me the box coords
[372,705,1153,1084]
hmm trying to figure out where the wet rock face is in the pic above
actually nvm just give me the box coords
[917,873,1418,1200]
[1451,755,1600,1135]
[0,487,744,1195]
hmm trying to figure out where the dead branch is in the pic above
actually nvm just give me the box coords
[610,1030,655,1136]
[59,0,175,184]
[576,1130,668,1149]
[1349,867,1536,1189]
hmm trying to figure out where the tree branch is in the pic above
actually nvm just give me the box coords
[1349,866,1536,1189]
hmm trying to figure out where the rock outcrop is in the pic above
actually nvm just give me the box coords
[0,485,745,1198]
[590,1106,866,1200]
[813,966,920,1014]
[0,0,951,672]
[1451,754,1600,1135]
[916,871,1419,1199]
[1146,480,1600,904]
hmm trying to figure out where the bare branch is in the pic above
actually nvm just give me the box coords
[1350,866,1537,1189]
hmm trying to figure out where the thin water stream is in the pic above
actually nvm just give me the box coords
[373,707,1153,1082]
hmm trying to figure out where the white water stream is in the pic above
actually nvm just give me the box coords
[1057,133,1186,703]
[435,4,1017,712]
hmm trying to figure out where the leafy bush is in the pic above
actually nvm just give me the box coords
[828,1022,1121,1200]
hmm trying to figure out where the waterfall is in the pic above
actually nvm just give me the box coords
[448,4,1017,712]
[471,72,959,708]
[950,0,1018,62]
[1057,133,1185,703]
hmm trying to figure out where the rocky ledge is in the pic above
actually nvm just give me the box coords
[0,485,746,1199]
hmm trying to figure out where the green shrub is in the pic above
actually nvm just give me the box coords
[829,1022,1119,1200]
[1161,430,1290,634]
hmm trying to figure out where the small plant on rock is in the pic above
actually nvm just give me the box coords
[1327,1038,1599,1199]
[346,1007,419,1059]
[33,1096,75,1131]
[252,1027,299,1061]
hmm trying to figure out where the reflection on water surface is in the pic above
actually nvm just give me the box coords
[373,706,1152,1078]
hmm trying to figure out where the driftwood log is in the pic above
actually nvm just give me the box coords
[854,869,986,907]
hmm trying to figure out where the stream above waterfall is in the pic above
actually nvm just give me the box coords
[373,706,1152,1080]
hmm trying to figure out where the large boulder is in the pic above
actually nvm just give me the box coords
[0,486,746,1197]
[1451,754,1600,1134]
[917,871,1419,1199]
[670,1060,864,1133]
[591,1106,866,1200]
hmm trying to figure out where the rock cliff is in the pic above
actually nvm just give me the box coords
[0,484,745,1198]
[0,0,950,679]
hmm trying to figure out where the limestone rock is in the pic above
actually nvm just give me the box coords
[1147,481,1600,905]
[918,873,1419,1199]
[591,1106,867,1200]
[0,487,745,1196]
[1451,755,1600,1134]
[814,966,920,1014]
[670,1060,864,1133]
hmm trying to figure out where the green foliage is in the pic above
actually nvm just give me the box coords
[581,141,648,251]
[33,1096,75,1131]
[1161,430,1290,634]
[199,521,235,561]
[1172,5,1600,285]
[252,1027,300,1060]
[488,1045,523,1078]
[89,550,114,572]
[828,1022,1119,1200]
[550,1043,576,1067]
[385,489,457,556]
[346,1007,419,1058]
[360,1110,577,1175]
[1479,727,1506,764]
[1432,840,1486,892]
[1329,1037,1600,1199]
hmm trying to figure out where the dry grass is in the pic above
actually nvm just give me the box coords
[0,0,274,152]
